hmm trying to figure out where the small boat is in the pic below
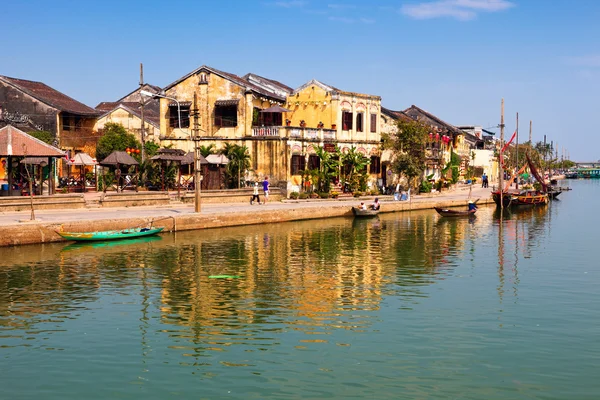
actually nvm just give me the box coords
[352,207,380,217]
[511,190,548,206]
[57,226,164,242]
[434,207,476,217]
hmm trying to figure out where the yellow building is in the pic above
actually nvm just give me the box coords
[158,66,293,186]
[285,80,383,193]
[156,66,384,194]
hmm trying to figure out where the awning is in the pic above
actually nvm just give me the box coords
[214,99,240,107]
[260,105,292,113]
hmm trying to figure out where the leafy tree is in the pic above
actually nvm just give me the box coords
[28,130,55,145]
[96,123,141,161]
[144,141,160,158]
[382,120,429,190]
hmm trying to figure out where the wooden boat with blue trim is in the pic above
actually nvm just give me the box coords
[57,226,164,242]
[434,207,477,217]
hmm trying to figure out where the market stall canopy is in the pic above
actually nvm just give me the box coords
[99,151,139,166]
[181,151,208,165]
[67,152,97,166]
[20,157,50,165]
[259,105,292,113]
[151,148,186,162]
[205,154,230,165]
[0,125,64,157]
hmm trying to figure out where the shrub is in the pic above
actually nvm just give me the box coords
[289,191,299,200]
[331,191,340,198]
[318,192,329,199]
[420,180,432,193]
[310,192,319,199]
[299,193,309,199]
[353,191,363,198]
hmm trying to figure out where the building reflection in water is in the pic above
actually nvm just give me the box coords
[0,206,549,356]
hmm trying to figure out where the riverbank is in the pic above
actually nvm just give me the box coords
[0,186,493,247]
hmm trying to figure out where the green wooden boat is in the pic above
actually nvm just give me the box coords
[57,227,164,242]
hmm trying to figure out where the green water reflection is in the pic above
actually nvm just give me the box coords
[1,180,599,399]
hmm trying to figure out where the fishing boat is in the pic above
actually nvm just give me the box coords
[511,189,548,206]
[57,226,164,242]
[492,189,519,208]
[352,207,380,217]
[434,207,476,217]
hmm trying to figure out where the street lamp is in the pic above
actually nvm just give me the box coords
[141,90,201,212]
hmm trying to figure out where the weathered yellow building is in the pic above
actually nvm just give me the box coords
[284,80,382,192]
[94,84,162,148]
[156,66,385,194]
[159,66,293,187]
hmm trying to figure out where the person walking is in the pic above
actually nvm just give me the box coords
[262,176,270,204]
[250,182,261,205]
[481,173,487,188]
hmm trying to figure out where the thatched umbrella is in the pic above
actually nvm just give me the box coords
[181,151,208,190]
[67,152,97,192]
[99,151,139,192]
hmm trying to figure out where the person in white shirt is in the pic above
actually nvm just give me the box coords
[250,182,261,205]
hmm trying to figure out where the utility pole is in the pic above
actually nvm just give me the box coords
[140,63,146,161]
[529,120,532,144]
[192,92,202,213]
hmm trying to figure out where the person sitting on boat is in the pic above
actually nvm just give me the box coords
[468,200,478,212]
[359,201,367,210]
[370,197,381,210]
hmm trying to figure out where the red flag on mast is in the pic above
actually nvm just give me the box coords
[500,131,517,154]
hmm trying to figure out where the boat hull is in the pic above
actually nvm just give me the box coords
[434,207,476,217]
[352,207,380,217]
[58,227,164,242]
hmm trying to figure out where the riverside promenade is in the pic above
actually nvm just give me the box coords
[0,185,493,247]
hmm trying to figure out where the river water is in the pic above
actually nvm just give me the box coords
[1,179,599,399]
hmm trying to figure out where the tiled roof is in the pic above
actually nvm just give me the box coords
[403,105,463,134]
[293,79,380,100]
[95,101,160,128]
[381,107,415,122]
[164,65,288,101]
[0,125,65,157]
[0,75,99,116]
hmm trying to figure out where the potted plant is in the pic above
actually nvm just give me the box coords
[332,123,337,129]
[300,120,306,128]
[285,119,291,126]
[317,121,324,129]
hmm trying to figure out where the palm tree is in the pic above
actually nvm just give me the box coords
[342,147,370,192]
[222,144,251,188]
[199,144,216,158]
[314,146,341,193]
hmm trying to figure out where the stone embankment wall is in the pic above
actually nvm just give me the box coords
[0,197,493,247]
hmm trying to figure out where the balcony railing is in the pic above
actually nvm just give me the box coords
[253,126,336,140]
[252,126,280,137]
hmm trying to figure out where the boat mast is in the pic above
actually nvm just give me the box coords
[499,99,505,195]
[515,113,519,189]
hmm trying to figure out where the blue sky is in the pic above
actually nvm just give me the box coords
[3,0,599,160]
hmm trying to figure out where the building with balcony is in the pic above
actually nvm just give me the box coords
[283,80,382,193]
[155,66,385,194]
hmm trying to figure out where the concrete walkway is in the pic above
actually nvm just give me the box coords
[0,185,494,247]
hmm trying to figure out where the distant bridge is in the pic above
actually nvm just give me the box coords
[575,161,600,168]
